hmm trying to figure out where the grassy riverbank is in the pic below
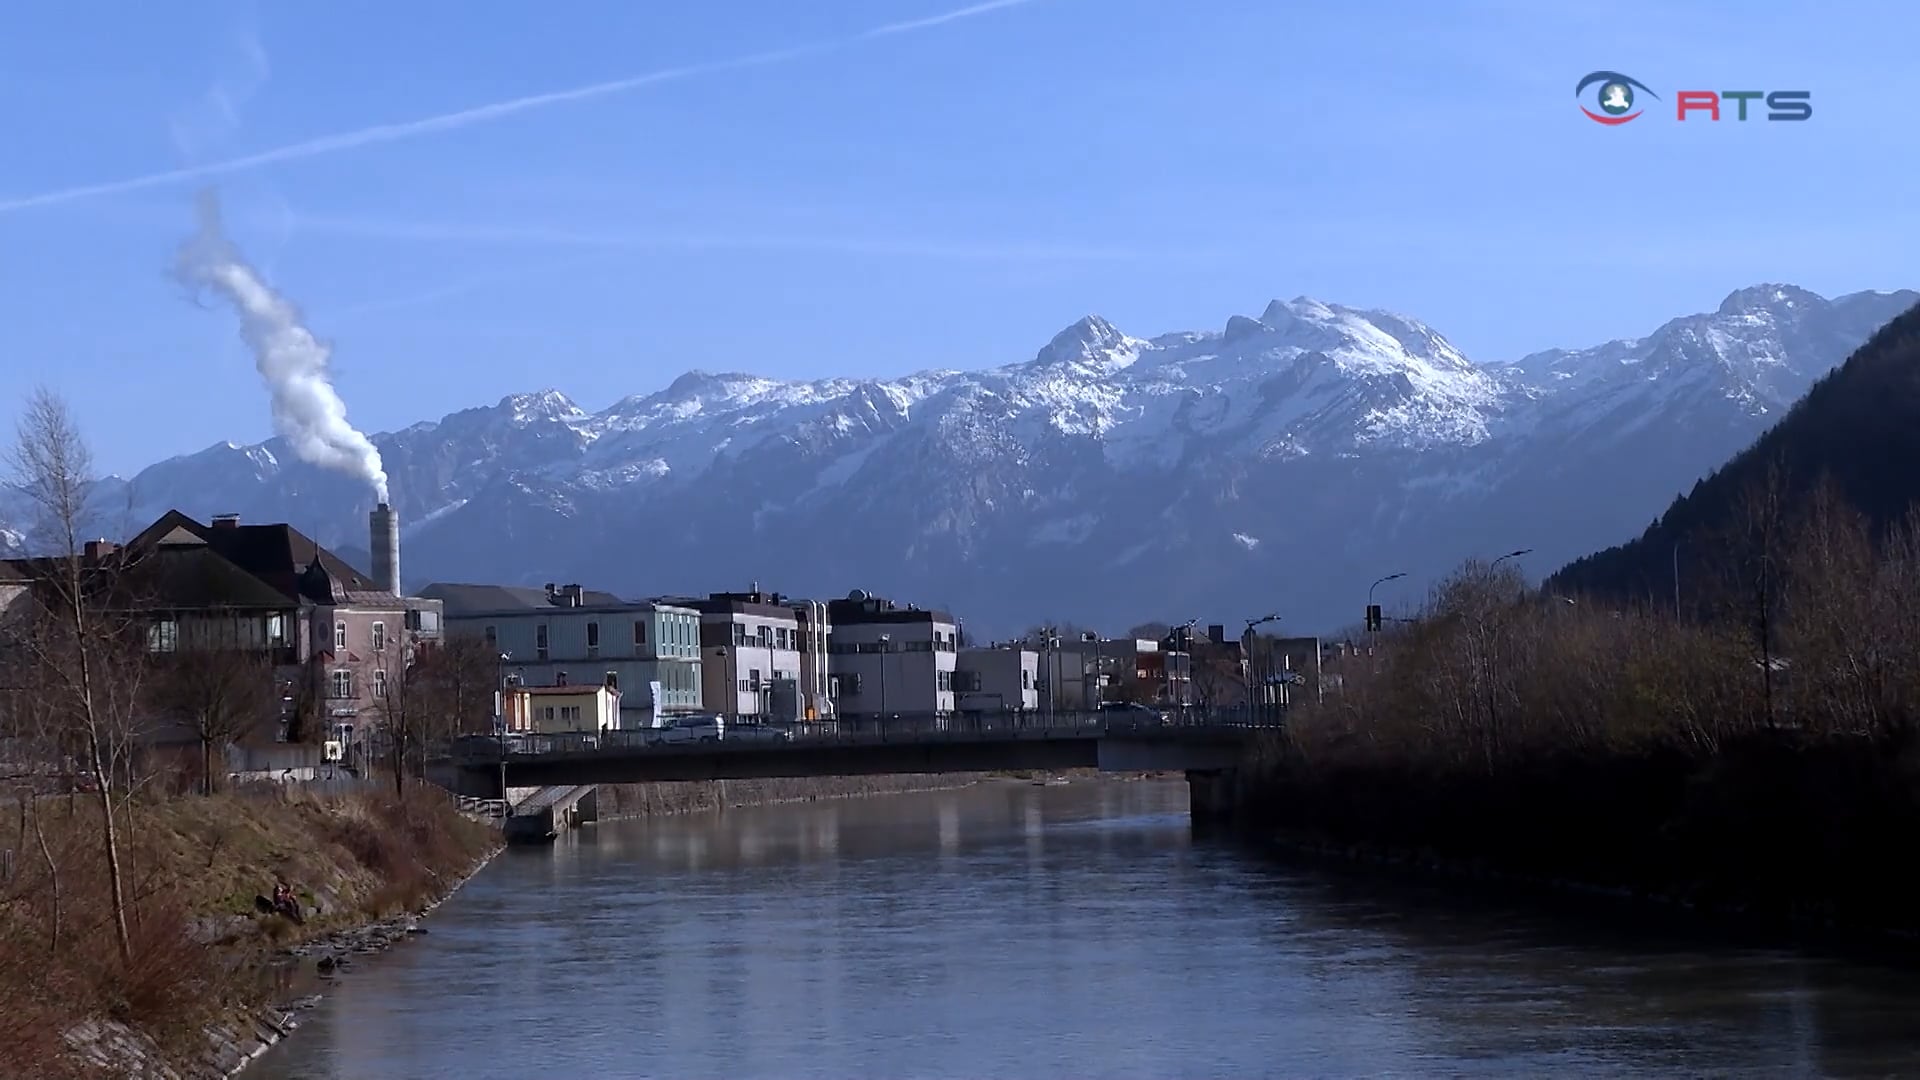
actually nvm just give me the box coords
[0,784,497,1078]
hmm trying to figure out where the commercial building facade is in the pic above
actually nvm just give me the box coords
[827,591,959,718]
[420,582,703,726]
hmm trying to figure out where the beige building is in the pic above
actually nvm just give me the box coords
[506,684,622,734]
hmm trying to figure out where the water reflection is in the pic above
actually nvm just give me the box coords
[262,780,1920,1080]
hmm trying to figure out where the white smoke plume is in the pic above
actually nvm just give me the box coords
[177,191,389,502]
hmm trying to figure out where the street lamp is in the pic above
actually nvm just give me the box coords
[1242,613,1280,722]
[1081,631,1100,713]
[876,633,890,721]
[1038,627,1060,725]
[496,651,511,817]
[1490,548,1532,570]
[1368,572,1406,609]
[1366,572,1405,668]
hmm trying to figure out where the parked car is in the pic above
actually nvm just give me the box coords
[649,715,725,744]
[725,722,795,743]
[1098,701,1167,723]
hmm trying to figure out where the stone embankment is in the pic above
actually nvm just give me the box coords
[594,772,1004,818]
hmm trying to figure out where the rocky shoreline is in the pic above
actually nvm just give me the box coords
[66,842,503,1079]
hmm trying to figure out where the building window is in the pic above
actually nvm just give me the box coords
[330,669,354,699]
[1022,670,1033,690]
[372,621,386,651]
[484,625,498,648]
[586,620,600,658]
[555,670,569,687]
[266,613,286,647]
[605,671,619,691]
[633,620,648,648]
[373,669,388,699]
[334,622,347,650]
[536,624,549,661]
[749,668,761,690]
[541,706,555,722]
[146,619,179,654]
[561,705,581,723]
[937,670,952,692]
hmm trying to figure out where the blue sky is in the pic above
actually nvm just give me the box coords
[1,0,1913,474]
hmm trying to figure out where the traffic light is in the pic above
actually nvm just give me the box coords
[1365,604,1382,632]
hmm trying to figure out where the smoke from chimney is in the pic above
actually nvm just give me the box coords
[175,190,390,502]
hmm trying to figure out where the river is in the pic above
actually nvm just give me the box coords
[260,778,1920,1078]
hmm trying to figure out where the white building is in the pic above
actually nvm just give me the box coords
[419,582,703,726]
[955,645,1039,715]
[827,590,959,718]
[687,588,804,720]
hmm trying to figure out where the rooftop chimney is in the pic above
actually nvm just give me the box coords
[369,502,400,596]
[83,539,117,560]
[211,513,240,529]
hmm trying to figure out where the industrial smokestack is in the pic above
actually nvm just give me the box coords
[176,191,390,503]
[370,503,400,596]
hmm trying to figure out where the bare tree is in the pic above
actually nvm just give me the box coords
[6,388,137,964]
[149,647,275,795]
[371,637,495,802]
[1717,456,1793,728]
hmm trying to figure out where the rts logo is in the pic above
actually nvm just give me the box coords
[1576,71,1656,124]
[1575,71,1812,124]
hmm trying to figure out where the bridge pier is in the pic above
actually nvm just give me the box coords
[1186,769,1239,828]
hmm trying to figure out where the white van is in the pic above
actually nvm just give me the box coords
[650,715,724,745]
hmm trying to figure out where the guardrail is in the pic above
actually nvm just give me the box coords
[454,794,509,818]
[451,707,1281,763]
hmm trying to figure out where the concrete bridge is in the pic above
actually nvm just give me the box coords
[450,711,1268,824]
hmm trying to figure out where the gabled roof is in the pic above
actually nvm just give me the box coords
[420,582,636,616]
[130,510,381,604]
[0,559,26,583]
[116,545,293,611]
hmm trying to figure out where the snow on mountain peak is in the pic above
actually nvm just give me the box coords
[1222,314,1269,342]
[1033,315,1141,371]
[499,389,583,423]
[1717,283,1819,316]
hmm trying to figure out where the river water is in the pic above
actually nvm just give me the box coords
[260,779,1920,1078]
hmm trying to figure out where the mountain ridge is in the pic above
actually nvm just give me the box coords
[4,283,1915,637]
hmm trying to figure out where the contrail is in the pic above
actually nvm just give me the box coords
[0,0,1047,216]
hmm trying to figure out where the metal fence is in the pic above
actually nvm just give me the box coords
[451,706,1277,762]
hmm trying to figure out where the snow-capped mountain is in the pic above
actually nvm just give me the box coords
[3,284,1912,636]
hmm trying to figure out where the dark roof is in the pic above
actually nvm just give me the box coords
[686,597,800,620]
[117,546,294,611]
[420,582,655,617]
[0,559,25,583]
[131,510,381,604]
[826,600,956,626]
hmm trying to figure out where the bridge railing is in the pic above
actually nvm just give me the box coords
[451,706,1280,763]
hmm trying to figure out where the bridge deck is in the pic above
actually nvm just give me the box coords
[453,712,1274,788]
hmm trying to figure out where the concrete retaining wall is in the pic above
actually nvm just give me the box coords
[594,772,998,818]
